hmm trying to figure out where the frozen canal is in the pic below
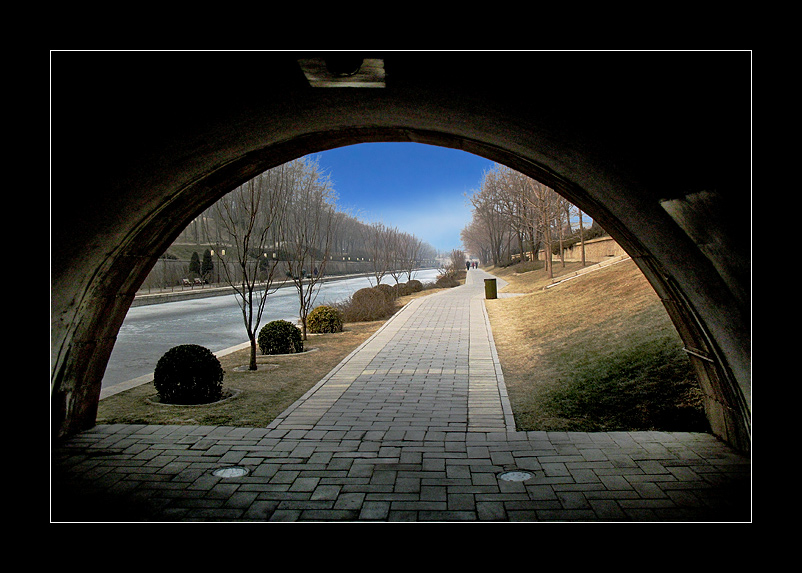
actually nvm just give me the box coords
[101,269,441,390]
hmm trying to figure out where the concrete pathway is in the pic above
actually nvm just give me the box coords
[51,270,751,522]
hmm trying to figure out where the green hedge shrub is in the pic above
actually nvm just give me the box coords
[308,305,344,333]
[153,344,224,404]
[258,320,304,355]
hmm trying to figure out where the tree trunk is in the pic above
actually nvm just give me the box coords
[249,336,257,370]
[579,209,586,266]
[558,213,565,268]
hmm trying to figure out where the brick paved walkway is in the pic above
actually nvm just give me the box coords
[51,270,751,522]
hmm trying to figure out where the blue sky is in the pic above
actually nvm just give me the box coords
[309,143,496,253]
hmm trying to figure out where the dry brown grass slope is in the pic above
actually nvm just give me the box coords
[485,258,708,432]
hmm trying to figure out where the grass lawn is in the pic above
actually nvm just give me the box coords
[97,260,709,433]
[95,288,448,427]
[97,321,385,427]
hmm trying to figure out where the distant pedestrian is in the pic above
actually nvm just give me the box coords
[466,261,471,271]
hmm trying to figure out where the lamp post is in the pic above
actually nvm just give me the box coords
[211,248,225,285]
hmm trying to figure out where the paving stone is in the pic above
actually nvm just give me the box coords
[359,501,390,520]
[311,485,341,501]
[52,270,751,523]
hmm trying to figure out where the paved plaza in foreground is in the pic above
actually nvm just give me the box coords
[52,270,751,522]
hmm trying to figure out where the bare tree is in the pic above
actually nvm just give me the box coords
[555,196,568,269]
[526,178,557,279]
[400,232,424,281]
[574,205,587,266]
[203,169,290,370]
[467,170,508,266]
[450,248,466,274]
[460,218,491,265]
[362,221,392,286]
[463,163,573,280]
[280,158,339,340]
[494,166,526,261]
[385,226,405,287]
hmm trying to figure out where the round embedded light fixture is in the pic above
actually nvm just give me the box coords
[498,470,534,482]
[213,466,249,478]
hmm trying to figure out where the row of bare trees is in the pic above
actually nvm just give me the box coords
[461,164,591,278]
[361,222,434,287]
[198,157,436,370]
[200,159,324,369]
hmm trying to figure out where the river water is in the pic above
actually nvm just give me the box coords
[101,269,442,389]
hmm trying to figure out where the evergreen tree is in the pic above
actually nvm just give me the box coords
[189,252,201,276]
[201,249,214,281]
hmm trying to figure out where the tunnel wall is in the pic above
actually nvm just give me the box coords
[51,52,750,450]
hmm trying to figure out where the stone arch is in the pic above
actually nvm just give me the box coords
[51,52,750,451]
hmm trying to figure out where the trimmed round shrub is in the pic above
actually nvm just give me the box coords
[352,287,380,305]
[406,279,423,293]
[344,287,396,322]
[308,305,344,333]
[376,283,396,299]
[258,319,303,355]
[435,274,460,288]
[153,344,224,404]
[434,271,464,288]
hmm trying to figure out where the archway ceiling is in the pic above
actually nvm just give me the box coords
[50,51,751,447]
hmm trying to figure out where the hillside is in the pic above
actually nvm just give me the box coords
[161,243,215,261]
[485,258,709,432]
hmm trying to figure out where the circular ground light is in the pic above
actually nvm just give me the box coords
[213,466,249,478]
[498,470,534,482]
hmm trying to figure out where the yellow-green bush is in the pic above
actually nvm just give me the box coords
[308,305,344,333]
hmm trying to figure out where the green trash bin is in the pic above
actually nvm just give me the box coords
[484,278,497,299]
